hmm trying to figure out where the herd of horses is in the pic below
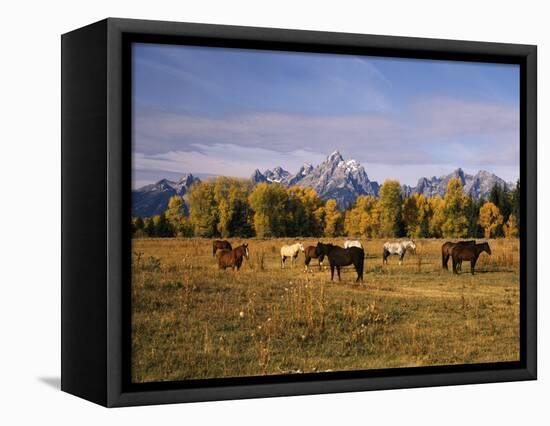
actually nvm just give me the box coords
[212,238,493,281]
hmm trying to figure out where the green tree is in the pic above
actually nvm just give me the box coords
[248,183,289,237]
[511,180,520,228]
[155,212,174,237]
[145,216,156,237]
[378,180,404,237]
[188,181,219,237]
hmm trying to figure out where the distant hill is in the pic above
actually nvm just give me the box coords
[132,174,200,217]
[132,152,514,216]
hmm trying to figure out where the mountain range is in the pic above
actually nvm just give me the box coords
[132,151,514,216]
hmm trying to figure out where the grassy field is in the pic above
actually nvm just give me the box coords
[131,237,520,383]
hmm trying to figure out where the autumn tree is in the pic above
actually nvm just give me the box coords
[428,195,445,238]
[344,195,380,238]
[188,181,218,237]
[503,214,519,238]
[213,177,254,238]
[378,180,404,237]
[323,199,343,236]
[442,178,469,237]
[248,183,288,237]
[286,186,325,236]
[479,202,504,238]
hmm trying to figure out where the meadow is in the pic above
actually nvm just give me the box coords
[131,237,520,383]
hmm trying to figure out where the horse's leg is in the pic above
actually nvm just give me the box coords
[442,253,448,270]
[383,250,387,265]
[399,252,404,265]
[330,264,335,281]
[471,255,478,275]
[281,256,285,269]
[304,256,310,273]
[336,266,341,281]
[319,255,324,271]
[452,257,458,274]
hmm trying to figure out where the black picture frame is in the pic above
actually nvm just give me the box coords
[61,17,537,407]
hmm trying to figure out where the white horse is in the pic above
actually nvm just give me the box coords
[280,243,305,269]
[383,240,416,265]
[344,240,363,249]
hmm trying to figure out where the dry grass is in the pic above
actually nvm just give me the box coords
[131,237,520,383]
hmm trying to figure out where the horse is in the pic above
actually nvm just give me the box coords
[280,242,304,269]
[213,240,232,257]
[441,240,475,270]
[315,242,364,283]
[383,240,416,265]
[303,245,325,272]
[344,240,363,249]
[451,242,491,275]
[217,244,249,271]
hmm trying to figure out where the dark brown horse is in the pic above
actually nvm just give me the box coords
[213,239,232,257]
[451,242,491,275]
[303,245,325,272]
[315,242,364,283]
[441,240,475,270]
[217,244,249,271]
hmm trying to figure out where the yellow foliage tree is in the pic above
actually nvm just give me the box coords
[323,199,343,237]
[442,178,469,237]
[188,181,218,237]
[344,195,380,238]
[428,195,445,238]
[378,180,403,237]
[504,214,519,238]
[479,202,504,238]
[248,183,288,237]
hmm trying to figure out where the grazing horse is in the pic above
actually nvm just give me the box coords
[315,242,364,283]
[280,242,304,269]
[441,240,475,270]
[451,242,491,275]
[303,245,325,272]
[383,240,416,265]
[213,240,232,257]
[217,244,249,271]
[344,240,363,249]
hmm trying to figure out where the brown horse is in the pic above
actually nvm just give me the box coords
[213,240,232,257]
[303,245,325,272]
[441,240,475,270]
[216,244,249,271]
[451,242,491,275]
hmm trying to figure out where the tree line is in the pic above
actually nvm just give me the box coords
[132,176,520,239]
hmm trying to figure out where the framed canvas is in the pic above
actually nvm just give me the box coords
[61,18,537,407]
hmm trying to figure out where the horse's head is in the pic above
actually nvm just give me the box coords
[407,240,417,254]
[483,242,492,255]
[299,243,305,252]
[243,243,249,259]
[315,242,325,257]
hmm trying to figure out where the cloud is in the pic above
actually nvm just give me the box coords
[134,96,519,169]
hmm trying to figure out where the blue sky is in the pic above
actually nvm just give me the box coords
[132,42,519,188]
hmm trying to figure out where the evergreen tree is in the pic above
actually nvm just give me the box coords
[145,217,156,237]
[155,212,174,237]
